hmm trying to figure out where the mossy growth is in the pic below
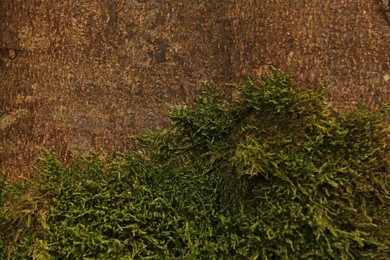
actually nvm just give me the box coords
[0,69,389,259]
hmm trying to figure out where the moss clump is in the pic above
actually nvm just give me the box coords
[1,69,389,259]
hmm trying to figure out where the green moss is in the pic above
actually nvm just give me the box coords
[1,69,388,259]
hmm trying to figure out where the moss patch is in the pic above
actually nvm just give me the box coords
[1,69,389,259]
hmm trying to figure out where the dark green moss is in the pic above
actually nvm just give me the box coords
[1,69,388,259]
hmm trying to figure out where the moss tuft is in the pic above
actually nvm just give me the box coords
[1,69,388,259]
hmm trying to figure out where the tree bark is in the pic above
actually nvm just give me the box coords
[0,0,389,178]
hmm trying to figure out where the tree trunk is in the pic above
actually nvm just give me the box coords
[1,0,389,178]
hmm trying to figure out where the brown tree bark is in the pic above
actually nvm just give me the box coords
[0,1,389,178]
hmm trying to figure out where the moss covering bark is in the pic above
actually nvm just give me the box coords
[1,70,389,259]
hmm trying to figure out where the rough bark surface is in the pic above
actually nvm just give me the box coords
[0,1,389,178]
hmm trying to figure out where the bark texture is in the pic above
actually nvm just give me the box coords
[0,0,389,178]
